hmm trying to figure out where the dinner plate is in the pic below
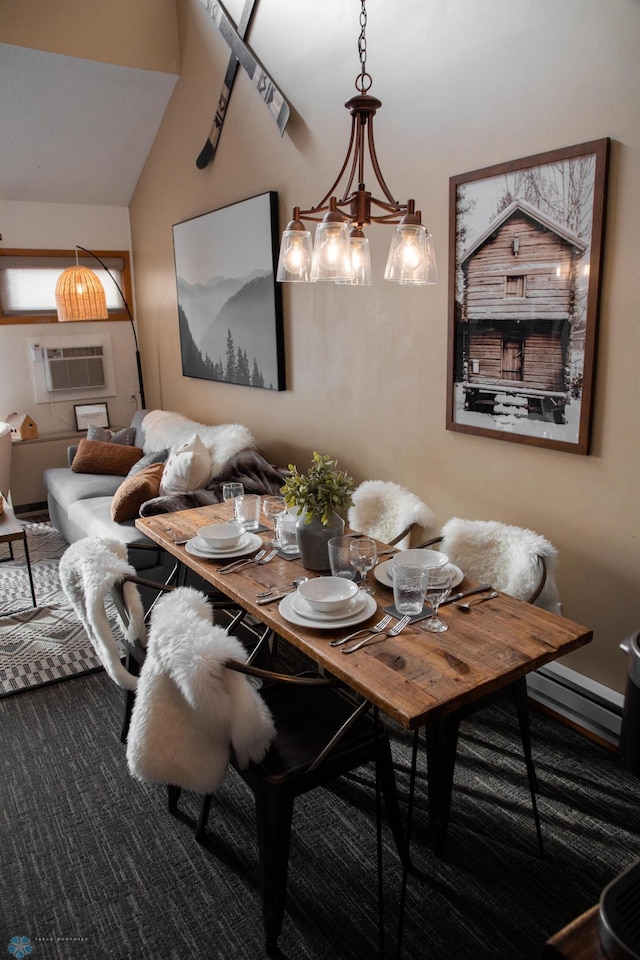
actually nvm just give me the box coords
[374,559,464,589]
[185,532,262,560]
[291,591,367,623]
[278,591,377,630]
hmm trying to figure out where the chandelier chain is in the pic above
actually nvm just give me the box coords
[356,0,372,93]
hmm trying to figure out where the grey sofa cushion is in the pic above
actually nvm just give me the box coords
[68,497,152,546]
[43,467,123,512]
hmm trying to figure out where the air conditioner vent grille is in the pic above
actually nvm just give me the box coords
[44,345,106,392]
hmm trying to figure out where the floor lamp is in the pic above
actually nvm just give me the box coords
[55,246,146,409]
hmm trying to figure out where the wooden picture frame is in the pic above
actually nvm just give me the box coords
[447,138,609,455]
[74,402,110,431]
[173,191,285,391]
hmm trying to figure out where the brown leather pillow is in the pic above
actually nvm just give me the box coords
[111,462,165,523]
[71,438,143,476]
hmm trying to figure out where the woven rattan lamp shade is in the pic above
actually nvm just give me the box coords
[55,265,109,321]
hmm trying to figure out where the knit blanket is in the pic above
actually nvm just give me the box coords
[139,447,287,517]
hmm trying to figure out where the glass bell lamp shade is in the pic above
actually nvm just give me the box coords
[384,223,438,285]
[276,224,314,282]
[337,231,372,286]
[310,216,354,282]
[55,265,109,321]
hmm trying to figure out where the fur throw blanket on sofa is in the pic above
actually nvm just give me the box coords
[126,588,275,794]
[439,517,561,613]
[60,538,145,691]
[142,410,255,479]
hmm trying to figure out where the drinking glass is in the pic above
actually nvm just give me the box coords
[222,482,244,525]
[421,566,453,632]
[349,537,377,593]
[276,511,299,554]
[392,563,427,616]
[235,493,261,531]
[328,536,357,580]
[263,496,287,545]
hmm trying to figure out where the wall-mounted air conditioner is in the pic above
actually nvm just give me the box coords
[30,334,116,405]
[43,345,106,392]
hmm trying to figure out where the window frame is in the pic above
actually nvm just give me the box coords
[0,248,133,325]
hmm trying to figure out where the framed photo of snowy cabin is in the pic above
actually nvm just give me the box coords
[446,139,609,454]
[173,191,285,391]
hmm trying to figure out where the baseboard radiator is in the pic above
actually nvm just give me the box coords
[527,663,624,746]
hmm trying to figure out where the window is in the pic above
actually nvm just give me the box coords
[0,249,133,325]
[505,274,525,298]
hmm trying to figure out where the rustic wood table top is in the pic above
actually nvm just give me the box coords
[136,503,592,731]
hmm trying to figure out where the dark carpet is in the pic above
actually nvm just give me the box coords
[2,660,640,960]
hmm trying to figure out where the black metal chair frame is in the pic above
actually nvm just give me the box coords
[412,533,547,860]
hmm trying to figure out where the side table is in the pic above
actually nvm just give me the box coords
[0,505,37,606]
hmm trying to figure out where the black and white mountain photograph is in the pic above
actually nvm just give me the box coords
[173,191,285,391]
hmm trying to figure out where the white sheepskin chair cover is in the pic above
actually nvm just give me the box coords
[141,410,255,479]
[348,480,436,549]
[439,518,561,614]
[59,537,145,692]
[126,587,276,795]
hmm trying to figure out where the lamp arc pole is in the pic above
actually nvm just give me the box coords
[76,246,146,409]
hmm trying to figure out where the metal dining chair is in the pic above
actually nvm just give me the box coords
[419,517,561,858]
[59,536,251,742]
[126,586,407,957]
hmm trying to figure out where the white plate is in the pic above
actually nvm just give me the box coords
[374,559,464,590]
[291,591,367,622]
[278,591,377,630]
[185,532,262,560]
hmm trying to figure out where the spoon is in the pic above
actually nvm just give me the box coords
[455,591,498,611]
[256,576,308,600]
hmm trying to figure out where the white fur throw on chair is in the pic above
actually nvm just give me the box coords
[126,588,275,795]
[141,411,255,479]
[59,537,145,692]
[439,518,561,613]
[348,480,435,549]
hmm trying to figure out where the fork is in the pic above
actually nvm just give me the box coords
[329,614,393,647]
[219,548,277,574]
[341,614,412,654]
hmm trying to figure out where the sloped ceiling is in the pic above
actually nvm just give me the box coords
[0,42,178,206]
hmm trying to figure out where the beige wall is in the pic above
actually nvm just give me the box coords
[129,0,640,695]
[0,0,179,73]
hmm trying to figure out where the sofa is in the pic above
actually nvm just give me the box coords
[44,409,286,564]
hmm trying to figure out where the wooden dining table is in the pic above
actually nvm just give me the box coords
[136,501,593,954]
[136,502,591,730]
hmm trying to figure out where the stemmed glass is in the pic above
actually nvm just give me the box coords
[263,496,287,546]
[222,482,244,524]
[349,537,378,594]
[421,566,453,632]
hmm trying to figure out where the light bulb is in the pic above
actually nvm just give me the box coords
[283,238,310,277]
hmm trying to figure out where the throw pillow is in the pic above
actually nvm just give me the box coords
[111,463,165,523]
[71,438,144,476]
[159,434,211,495]
[87,425,136,445]
[126,449,169,477]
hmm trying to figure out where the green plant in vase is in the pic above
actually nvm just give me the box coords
[281,452,355,570]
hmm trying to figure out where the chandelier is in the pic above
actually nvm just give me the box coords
[276,0,437,286]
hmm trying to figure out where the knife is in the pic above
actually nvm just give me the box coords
[440,584,492,607]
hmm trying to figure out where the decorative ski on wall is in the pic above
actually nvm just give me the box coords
[196,0,259,169]
[197,0,290,169]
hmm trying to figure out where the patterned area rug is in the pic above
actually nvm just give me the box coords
[0,521,121,696]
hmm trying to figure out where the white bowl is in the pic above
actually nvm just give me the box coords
[391,549,449,569]
[197,522,243,550]
[297,576,359,614]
